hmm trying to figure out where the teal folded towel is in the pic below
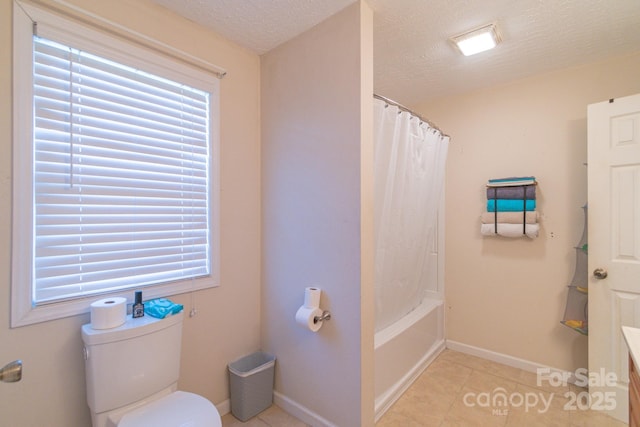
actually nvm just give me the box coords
[487,199,536,212]
[145,298,183,319]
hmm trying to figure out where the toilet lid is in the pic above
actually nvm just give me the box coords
[118,391,221,427]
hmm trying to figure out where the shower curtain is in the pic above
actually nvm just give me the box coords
[374,97,449,332]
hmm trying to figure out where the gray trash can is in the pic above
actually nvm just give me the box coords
[228,351,276,421]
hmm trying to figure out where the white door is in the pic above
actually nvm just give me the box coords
[588,93,640,423]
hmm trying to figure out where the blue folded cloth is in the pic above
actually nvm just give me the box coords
[145,298,183,319]
[487,199,536,212]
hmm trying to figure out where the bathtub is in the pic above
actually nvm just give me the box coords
[374,297,445,420]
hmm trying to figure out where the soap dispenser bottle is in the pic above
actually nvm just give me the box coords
[132,291,144,318]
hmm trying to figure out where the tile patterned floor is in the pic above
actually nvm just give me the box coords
[221,404,309,427]
[221,349,628,426]
[376,349,628,427]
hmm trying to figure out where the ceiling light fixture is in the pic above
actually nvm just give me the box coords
[451,23,501,56]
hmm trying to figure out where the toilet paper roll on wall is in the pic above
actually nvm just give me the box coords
[90,297,127,329]
[303,287,321,308]
[295,306,324,332]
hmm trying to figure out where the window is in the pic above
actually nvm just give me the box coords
[12,4,220,327]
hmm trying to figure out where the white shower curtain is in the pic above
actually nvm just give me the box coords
[374,98,449,332]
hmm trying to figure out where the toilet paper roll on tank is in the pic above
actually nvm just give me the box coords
[295,287,324,332]
[90,297,127,329]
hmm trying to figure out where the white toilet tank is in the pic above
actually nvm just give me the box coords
[82,311,184,415]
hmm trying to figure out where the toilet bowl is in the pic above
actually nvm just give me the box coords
[117,391,220,427]
[82,311,221,427]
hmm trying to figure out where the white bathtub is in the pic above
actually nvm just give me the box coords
[374,298,445,420]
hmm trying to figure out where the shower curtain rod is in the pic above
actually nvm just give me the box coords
[373,93,449,138]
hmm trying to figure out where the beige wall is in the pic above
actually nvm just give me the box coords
[7,0,637,424]
[1,1,261,425]
[418,52,640,373]
[261,2,375,425]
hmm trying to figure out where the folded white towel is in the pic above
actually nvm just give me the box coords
[481,211,539,225]
[481,223,539,239]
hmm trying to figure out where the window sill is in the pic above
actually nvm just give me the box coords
[11,278,218,328]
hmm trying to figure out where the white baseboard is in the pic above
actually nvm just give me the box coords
[265,340,445,426]
[221,341,579,425]
[268,341,446,426]
[215,399,230,416]
[374,340,445,421]
[273,391,338,427]
[445,340,579,383]
[218,393,336,426]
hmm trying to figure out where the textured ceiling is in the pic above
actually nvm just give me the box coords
[154,0,640,107]
[152,0,356,55]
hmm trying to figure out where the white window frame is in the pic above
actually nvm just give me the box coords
[12,3,221,327]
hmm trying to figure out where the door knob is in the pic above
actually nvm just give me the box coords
[593,268,608,280]
[0,360,22,383]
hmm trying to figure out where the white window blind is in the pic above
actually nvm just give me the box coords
[32,36,211,304]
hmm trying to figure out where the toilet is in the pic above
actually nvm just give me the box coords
[81,310,221,427]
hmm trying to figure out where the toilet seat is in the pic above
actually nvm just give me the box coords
[117,391,221,427]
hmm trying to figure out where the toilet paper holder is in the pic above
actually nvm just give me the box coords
[313,311,331,324]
